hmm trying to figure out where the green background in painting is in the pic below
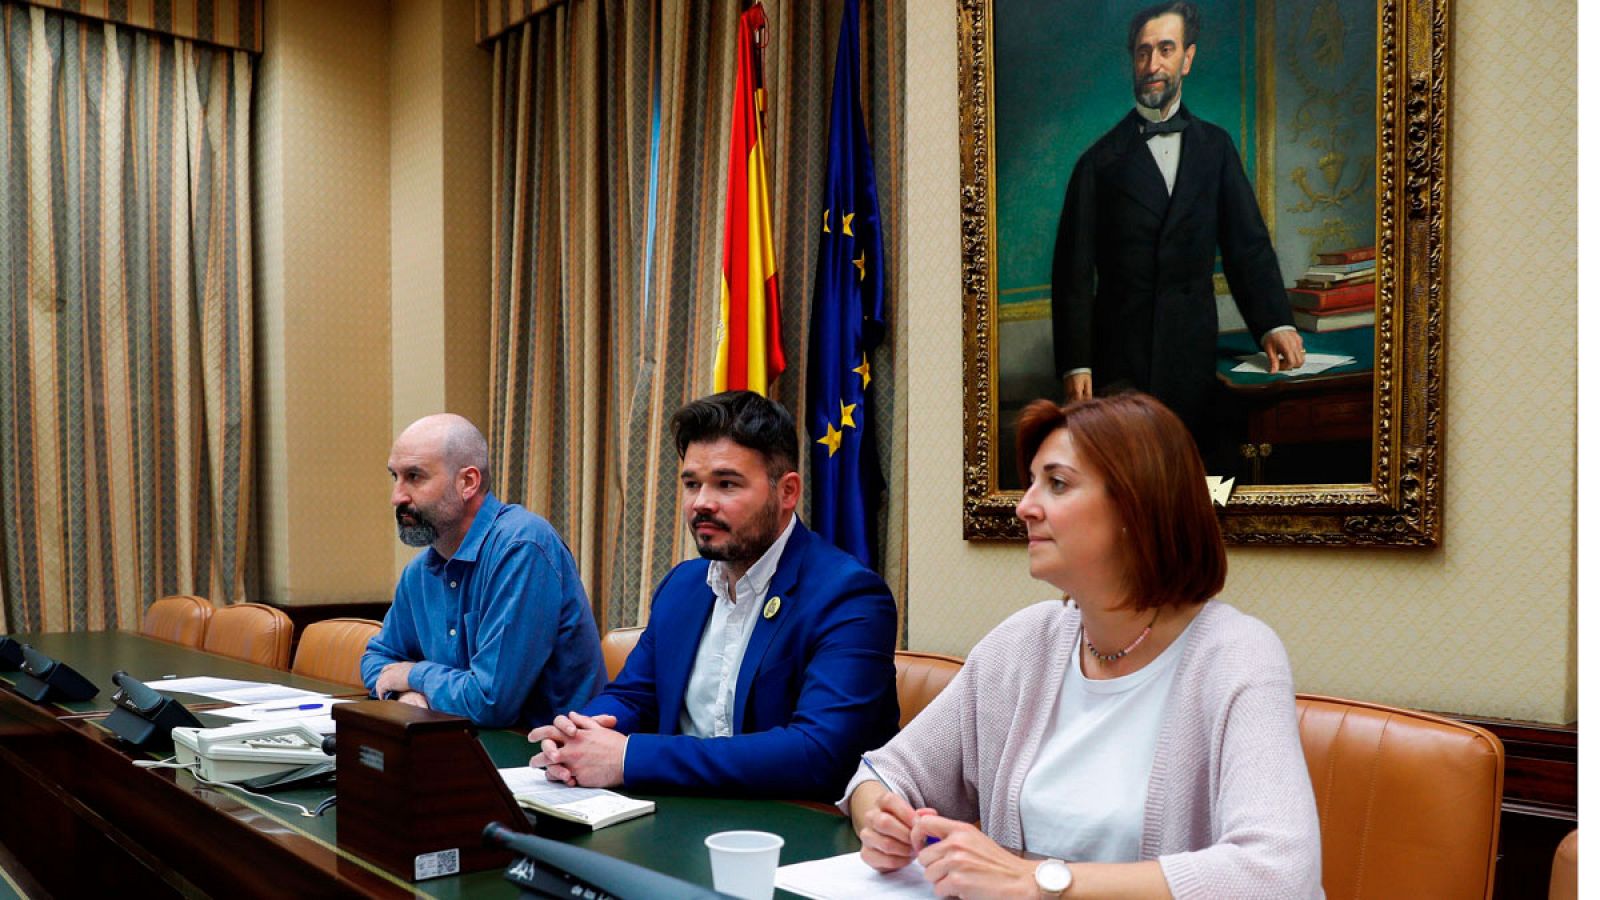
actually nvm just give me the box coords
[993,1,1258,304]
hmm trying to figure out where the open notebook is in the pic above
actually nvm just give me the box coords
[497,766,655,830]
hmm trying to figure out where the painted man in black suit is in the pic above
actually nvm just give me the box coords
[1051,1,1304,460]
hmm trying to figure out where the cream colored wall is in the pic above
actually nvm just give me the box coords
[256,0,493,602]
[903,2,1576,723]
[388,0,493,575]
[255,0,397,605]
[390,0,449,429]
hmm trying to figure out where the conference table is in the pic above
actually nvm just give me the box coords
[0,631,859,898]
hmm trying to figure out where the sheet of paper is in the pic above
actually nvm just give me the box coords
[150,676,263,695]
[206,684,329,705]
[207,697,347,722]
[774,852,934,900]
[1232,352,1356,377]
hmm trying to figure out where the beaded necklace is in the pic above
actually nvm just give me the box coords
[1083,607,1160,665]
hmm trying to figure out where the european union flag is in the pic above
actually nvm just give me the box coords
[807,0,884,570]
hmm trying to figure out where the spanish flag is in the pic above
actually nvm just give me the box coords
[714,3,785,395]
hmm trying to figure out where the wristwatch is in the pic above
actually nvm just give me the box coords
[1035,858,1073,897]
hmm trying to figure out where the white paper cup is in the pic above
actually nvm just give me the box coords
[704,830,785,900]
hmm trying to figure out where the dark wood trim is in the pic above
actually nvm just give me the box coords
[1438,712,1576,900]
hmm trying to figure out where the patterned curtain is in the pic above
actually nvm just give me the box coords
[489,0,904,633]
[0,2,253,633]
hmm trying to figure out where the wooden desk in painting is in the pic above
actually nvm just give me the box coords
[1215,326,1374,484]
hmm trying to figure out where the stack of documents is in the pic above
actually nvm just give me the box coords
[498,766,655,829]
[151,676,346,733]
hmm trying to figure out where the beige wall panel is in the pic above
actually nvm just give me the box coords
[439,0,493,431]
[253,0,290,599]
[388,0,492,576]
[391,0,449,438]
[902,1,1575,723]
[257,0,397,605]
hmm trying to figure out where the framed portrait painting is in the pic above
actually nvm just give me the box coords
[959,0,1449,547]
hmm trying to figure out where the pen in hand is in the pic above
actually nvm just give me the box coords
[861,755,939,846]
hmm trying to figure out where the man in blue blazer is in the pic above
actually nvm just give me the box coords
[528,391,899,800]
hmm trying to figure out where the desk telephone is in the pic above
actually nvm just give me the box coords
[172,720,333,784]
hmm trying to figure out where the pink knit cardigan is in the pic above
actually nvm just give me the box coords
[841,600,1323,899]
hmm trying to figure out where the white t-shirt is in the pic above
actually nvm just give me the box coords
[1016,620,1192,862]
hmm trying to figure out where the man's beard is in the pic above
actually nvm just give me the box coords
[1135,73,1179,110]
[691,496,781,565]
[396,504,439,547]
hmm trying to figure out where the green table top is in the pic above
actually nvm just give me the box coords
[1215,326,1374,388]
[0,630,360,715]
[158,727,857,898]
[5,631,859,897]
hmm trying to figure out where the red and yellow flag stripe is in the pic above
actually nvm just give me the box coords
[715,3,784,395]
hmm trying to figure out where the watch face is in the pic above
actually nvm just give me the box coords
[1036,859,1072,892]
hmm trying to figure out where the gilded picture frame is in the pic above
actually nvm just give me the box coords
[959,0,1448,546]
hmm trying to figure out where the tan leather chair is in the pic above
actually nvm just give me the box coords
[140,594,213,647]
[893,650,963,728]
[291,618,383,688]
[1549,829,1577,900]
[601,626,644,681]
[1297,694,1505,899]
[202,602,295,670]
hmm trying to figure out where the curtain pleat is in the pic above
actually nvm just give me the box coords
[490,0,904,634]
[0,2,253,632]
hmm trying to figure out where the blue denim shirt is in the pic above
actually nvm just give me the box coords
[360,493,606,728]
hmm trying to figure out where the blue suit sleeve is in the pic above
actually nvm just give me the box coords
[583,612,662,735]
[614,573,898,800]
[405,542,563,728]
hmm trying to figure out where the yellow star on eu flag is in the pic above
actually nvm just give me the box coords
[853,355,872,388]
[822,209,830,233]
[839,400,857,429]
[842,212,855,237]
[817,422,843,457]
[854,252,866,280]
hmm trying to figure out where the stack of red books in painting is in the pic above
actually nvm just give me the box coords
[1288,246,1376,332]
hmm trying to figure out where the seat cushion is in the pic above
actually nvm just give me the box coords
[202,602,294,670]
[1297,694,1504,899]
[140,594,214,647]
[894,650,963,729]
[291,618,383,688]
[601,626,644,681]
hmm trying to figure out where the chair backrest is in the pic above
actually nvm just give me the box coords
[601,626,644,681]
[1297,693,1505,900]
[1549,829,1577,900]
[140,594,214,648]
[202,602,295,670]
[893,650,963,729]
[291,618,383,688]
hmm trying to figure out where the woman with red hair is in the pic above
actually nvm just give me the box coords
[843,393,1320,898]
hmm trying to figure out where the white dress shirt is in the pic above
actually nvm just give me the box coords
[1135,97,1184,194]
[676,515,798,738]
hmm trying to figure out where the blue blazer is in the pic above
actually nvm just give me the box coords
[585,520,899,800]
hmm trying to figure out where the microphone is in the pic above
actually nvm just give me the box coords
[483,822,727,899]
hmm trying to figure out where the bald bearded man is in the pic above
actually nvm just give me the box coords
[360,414,605,728]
